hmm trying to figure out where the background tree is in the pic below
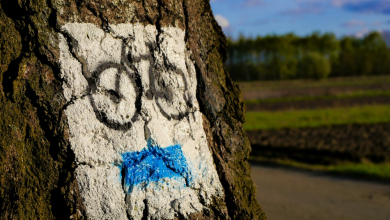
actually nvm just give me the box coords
[298,52,331,80]
[225,31,390,81]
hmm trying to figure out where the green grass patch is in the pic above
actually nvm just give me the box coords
[244,105,390,130]
[250,156,390,180]
[238,75,390,91]
[244,90,390,105]
[329,163,390,179]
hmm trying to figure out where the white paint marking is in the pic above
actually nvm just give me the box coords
[59,23,224,220]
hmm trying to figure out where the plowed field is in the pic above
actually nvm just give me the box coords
[248,123,390,164]
[239,76,390,166]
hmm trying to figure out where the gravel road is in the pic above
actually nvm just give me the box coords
[252,165,390,220]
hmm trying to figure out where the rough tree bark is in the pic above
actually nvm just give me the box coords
[0,0,266,219]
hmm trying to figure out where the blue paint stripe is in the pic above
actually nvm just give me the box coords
[119,139,193,193]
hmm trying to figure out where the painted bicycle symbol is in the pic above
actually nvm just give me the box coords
[84,42,193,131]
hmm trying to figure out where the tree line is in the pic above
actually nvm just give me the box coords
[226,32,390,81]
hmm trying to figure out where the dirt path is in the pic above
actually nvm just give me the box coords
[251,165,390,220]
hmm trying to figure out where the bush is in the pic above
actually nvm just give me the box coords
[298,52,331,80]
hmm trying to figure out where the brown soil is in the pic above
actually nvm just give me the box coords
[242,84,390,100]
[246,95,390,111]
[247,123,390,164]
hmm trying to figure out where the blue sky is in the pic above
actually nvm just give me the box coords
[210,0,390,38]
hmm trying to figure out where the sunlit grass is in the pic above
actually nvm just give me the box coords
[244,105,390,130]
[245,90,390,104]
[329,163,390,179]
[238,75,390,91]
[250,156,390,180]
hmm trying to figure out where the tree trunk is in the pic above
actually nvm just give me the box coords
[0,0,266,219]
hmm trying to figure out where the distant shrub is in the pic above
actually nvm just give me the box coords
[298,52,331,80]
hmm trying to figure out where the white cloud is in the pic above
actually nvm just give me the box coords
[332,0,365,7]
[355,28,369,38]
[332,0,345,7]
[244,0,264,7]
[342,19,365,27]
[215,14,230,29]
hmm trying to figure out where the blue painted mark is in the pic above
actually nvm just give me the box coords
[119,139,193,193]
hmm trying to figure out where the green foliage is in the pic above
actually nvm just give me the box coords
[226,31,390,81]
[244,105,390,130]
[298,52,331,79]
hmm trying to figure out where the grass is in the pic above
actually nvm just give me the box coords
[244,90,390,105]
[238,75,390,91]
[329,163,390,179]
[250,156,390,181]
[244,104,390,130]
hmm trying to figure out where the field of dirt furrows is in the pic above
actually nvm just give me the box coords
[246,96,390,111]
[242,84,390,100]
[247,123,390,164]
